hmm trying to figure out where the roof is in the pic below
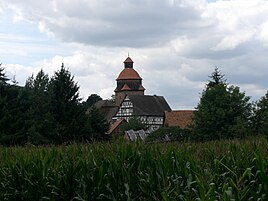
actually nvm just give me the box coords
[127,95,171,116]
[94,100,116,108]
[116,68,142,80]
[164,110,194,129]
[138,85,145,91]
[94,100,119,123]
[121,83,131,91]
[107,119,127,134]
[124,57,134,63]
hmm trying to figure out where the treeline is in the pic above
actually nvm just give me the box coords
[0,64,108,145]
[147,67,268,142]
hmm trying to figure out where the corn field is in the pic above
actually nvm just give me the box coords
[0,137,268,200]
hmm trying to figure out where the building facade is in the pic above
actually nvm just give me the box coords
[114,57,145,105]
[113,94,171,133]
[95,56,195,137]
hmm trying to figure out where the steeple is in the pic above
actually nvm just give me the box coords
[124,57,134,68]
[115,56,145,105]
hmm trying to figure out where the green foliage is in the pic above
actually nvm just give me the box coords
[25,70,53,144]
[49,65,80,121]
[48,65,89,143]
[0,137,268,200]
[194,68,252,141]
[253,91,268,135]
[83,94,102,108]
[86,106,109,140]
[207,66,226,89]
[121,116,146,131]
[0,66,108,145]
[0,63,9,84]
[108,94,116,103]
[146,126,192,142]
[0,85,31,145]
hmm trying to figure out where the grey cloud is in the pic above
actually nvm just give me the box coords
[4,0,206,47]
[2,0,268,109]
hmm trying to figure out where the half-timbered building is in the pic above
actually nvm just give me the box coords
[94,56,194,136]
[113,95,171,133]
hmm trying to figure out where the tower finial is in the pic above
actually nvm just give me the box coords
[128,52,129,57]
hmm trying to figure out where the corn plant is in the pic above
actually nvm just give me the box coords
[0,137,267,200]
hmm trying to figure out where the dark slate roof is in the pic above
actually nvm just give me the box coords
[94,100,116,108]
[94,100,119,123]
[128,95,171,116]
[124,57,134,63]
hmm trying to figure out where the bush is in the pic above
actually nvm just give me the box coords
[146,126,192,142]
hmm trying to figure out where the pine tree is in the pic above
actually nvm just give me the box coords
[207,66,226,89]
[0,85,31,145]
[254,91,268,135]
[194,67,252,141]
[25,70,52,144]
[49,64,82,143]
[0,64,9,85]
[86,106,109,140]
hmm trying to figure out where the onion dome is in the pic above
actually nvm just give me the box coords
[116,68,142,80]
[116,56,142,80]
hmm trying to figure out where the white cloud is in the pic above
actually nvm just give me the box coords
[2,0,207,47]
[208,0,268,50]
[1,0,268,109]
[212,32,254,51]
[258,21,268,46]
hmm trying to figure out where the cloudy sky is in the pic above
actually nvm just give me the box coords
[0,0,268,109]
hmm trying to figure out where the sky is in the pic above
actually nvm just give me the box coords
[0,0,268,109]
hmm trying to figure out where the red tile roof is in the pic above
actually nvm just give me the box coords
[107,119,126,135]
[116,68,142,80]
[138,85,145,91]
[121,83,131,91]
[165,110,194,129]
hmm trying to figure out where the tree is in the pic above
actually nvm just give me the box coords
[0,65,110,145]
[0,85,31,145]
[194,67,252,141]
[49,64,81,143]
[121,117,146,131]
[24,70,52,144]
[86,106,109,140]
[108,94,116,103]
[146,126,191,142]
[207,66,226,89]
[0,65,26,145]
[0,64,9,122]
[253,91,268,135]
[0,64,9,85]
[83,94,102,108]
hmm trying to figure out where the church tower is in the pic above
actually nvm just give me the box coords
[114,57,145,105]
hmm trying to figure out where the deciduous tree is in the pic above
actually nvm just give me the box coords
[254,91,268,135]
[83,94,102,108]
[194,67,252,141]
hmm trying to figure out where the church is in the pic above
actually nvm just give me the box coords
[96,56,193,136]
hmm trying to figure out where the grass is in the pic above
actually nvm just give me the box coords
[0,136,268,200]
